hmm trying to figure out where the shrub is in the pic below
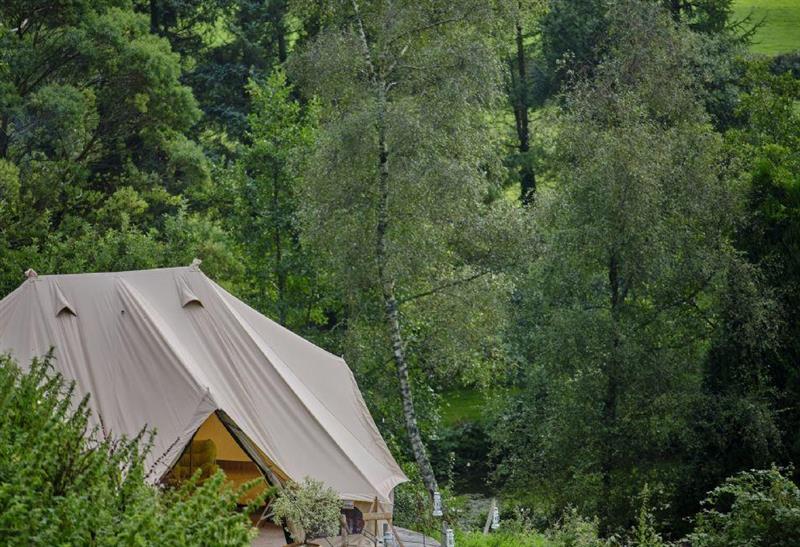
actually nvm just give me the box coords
[392,461,442,535]
[546,507,607,547]
[271,476,341,544]
[0,354,257,546]
[688,466,800,546]
[625,484,670,547]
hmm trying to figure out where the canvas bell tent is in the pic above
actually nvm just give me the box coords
[0,264,407,512]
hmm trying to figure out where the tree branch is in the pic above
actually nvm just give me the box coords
[398,270,493,305]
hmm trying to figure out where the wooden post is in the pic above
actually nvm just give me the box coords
[371,497,378,547]
[483,498,496,535]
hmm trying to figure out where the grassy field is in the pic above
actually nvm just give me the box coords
[733,0,800,55]
[456,530,552,547]
[441,389,487,426]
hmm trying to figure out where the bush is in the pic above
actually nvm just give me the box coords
[625,484,670,547]
[688,466,800,546]
[546,507,607,547]
[392,461,442,535]
[271,476,341,544]
[0,354,257,546]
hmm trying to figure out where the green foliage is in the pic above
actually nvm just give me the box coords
[1,0,800,541]
[430,420,492,494]
[229,69,326,330]
[538,0,608,96]
[499,0,745,531]
[291,0,524,448]
[627,485,670,547]
[688,467,800,546]
[0,0,234,294]
[546,508,606,547]
[664,0,734,34]
[0,353,256,546]
[392,461,441,534]
[139,0,293,142]
[271,477,341,544]
[718,55,800,507]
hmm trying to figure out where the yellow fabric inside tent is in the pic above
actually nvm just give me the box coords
[172,412,284,503]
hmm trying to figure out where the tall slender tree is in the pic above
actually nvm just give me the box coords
[233,69,321,330]
[502,0,545,204]
[292,0,516,497]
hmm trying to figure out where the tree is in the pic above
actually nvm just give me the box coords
[688,467,800,546]
[499,0,546,203]
[232,69,322,329]
[536,0,741,127]
[498,1,742,531]
[271,477,341,545]
[538,0,609,96]
[292,0,518,497]
[661,0,733,34]
[135,0,297,146]
[0,1,238,293]
[726,60,800,476]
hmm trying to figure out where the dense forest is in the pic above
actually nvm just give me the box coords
[1,0,799,544]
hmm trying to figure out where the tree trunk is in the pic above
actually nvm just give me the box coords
[269,0,288,63]
[601,251,622,530]
[375,84,439,498]
[512,16,536,204]
[350,0,439,499]
[149,0,160,34]
[0,114,9,159]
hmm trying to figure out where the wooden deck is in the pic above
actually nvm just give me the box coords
[252,525,440,547]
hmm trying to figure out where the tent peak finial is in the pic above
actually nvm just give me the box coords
[189,258,202,270]
[24,268,37,279]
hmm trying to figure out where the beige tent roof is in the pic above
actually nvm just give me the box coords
[0,264,406,503]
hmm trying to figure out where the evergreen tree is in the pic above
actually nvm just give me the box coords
[0,1,238,292]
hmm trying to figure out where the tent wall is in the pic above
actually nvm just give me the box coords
[0,266,406,505]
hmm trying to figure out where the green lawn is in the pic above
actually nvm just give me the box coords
[733,0,800,55]
[441,389,488,426]
[456,530,553,547]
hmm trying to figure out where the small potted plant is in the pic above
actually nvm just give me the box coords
[272,477,342,546]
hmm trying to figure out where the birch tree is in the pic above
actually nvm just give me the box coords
[292,0,518,496]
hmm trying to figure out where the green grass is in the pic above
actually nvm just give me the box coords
[733,0,800,55]
[441,389,487,426]
[456,530,553,547]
